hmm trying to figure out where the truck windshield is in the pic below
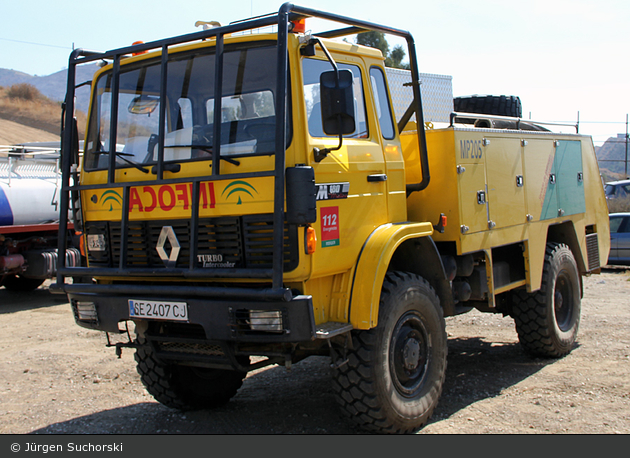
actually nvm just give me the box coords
[83,42,290,171]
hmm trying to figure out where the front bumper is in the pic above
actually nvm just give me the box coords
[67,288,317,344]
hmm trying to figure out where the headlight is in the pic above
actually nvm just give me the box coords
[248,310,283,332]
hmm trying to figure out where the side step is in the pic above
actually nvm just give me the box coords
[315,322,353,339]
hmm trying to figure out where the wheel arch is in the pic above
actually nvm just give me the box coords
[546,222,587,274]
[526,222,586,294]
[388,237,456,317]
[348,223,452,329]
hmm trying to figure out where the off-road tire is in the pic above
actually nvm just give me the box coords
[454,95,522,118]
[1,275,45,292]
[512,243,581,357]
[332,272,447,434]
[134,337,247,410]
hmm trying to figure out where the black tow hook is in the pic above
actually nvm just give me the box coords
[106,329,141,358]
[111,341,142,358]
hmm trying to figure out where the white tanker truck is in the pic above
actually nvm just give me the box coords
[0,143,81,291]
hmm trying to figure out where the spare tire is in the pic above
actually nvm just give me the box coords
[454,95,522,118]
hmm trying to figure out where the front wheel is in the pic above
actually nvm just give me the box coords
[134,337,248,410]
[332,272,447,434]
[512,243,581,357]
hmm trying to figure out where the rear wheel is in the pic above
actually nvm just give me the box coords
[1,275,45,291]
[332,272,447,434]
[512,243,581,357]
[134,337,247,410]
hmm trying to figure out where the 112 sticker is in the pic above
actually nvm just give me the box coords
[320,206,340,247]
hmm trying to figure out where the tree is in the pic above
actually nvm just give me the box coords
[356,31,390,58]
[356,32,409,69]
[386,45,409,70]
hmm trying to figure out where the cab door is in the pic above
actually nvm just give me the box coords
[302,57,388,276]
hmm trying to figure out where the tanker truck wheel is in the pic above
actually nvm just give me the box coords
[332,272,447,433]
[134,336,248,410]
[1,275,45,292]
[512,243,581,357]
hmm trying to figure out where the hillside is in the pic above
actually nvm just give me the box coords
[0,65,99,113]
[596,134,630,181]
[0,69,35,87]
[0,84,86,145]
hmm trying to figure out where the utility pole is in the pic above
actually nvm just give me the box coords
[577,111,580,133]
[626,114,628,178]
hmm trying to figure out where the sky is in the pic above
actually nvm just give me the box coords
[1,0,629,146]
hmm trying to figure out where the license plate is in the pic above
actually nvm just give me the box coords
[128,299,189,322]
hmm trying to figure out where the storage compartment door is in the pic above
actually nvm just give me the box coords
[485,137,526,229]
[556,140,585,216]
[458,163,488,234]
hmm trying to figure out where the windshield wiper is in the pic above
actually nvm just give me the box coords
[98,150,150,174]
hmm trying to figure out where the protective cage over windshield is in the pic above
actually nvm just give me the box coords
[84,42,292,171]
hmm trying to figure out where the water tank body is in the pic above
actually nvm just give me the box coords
[0,157,61,227]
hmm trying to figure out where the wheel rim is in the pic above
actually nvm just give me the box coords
[390,311,430,397]
[554,270,574,331]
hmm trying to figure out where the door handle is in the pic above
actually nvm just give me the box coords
[367,174,387,182]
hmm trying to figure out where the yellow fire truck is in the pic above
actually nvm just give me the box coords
[54,3,610,433]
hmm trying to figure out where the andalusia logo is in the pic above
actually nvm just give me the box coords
[99,190,123,211]
[221,181,258,205]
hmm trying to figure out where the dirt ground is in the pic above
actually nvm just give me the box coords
[0,119,58,145]
[1,268,629,435]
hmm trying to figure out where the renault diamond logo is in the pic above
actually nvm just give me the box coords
[156,226,180,267]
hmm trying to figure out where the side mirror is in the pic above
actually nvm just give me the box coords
[320,69,355,135]
[70,116,83,231]
[286,166,317,224]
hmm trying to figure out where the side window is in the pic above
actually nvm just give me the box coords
[610,216,624,233]
[621,217,630,233]
[302,58,368,139]
[370,67,395,139]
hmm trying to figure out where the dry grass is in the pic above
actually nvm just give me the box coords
[0,85,86,138]
[6,83,49,102]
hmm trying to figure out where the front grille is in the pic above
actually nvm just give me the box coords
[85,214,298,272]
[157,341,225,356]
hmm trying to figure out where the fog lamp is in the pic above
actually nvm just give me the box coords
[249,310,283,332]
[75,301,98,321]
